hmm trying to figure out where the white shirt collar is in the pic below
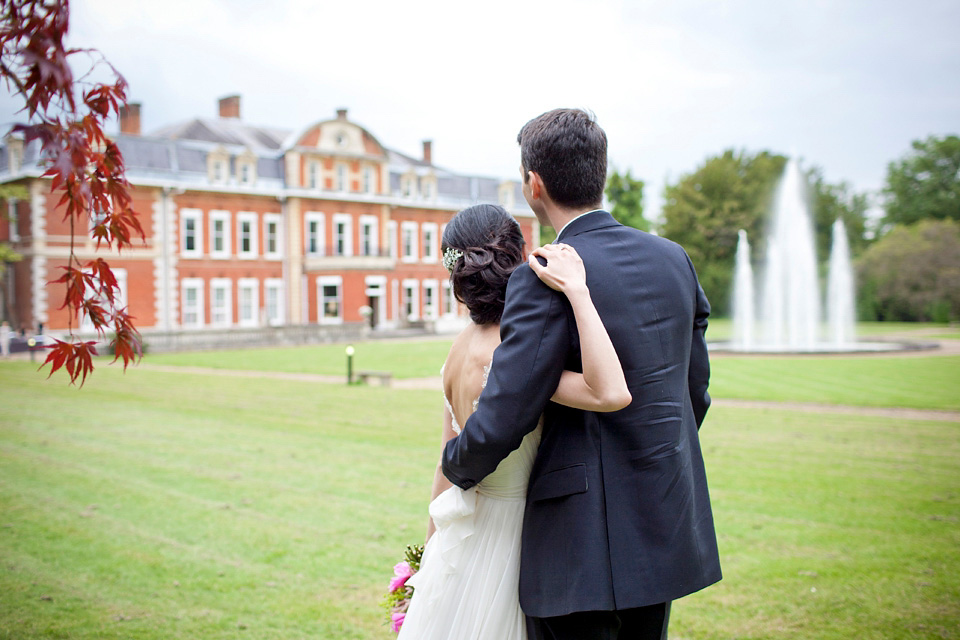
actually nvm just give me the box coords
[555,209,604,242]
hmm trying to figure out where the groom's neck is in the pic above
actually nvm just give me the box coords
[547,204,602,234]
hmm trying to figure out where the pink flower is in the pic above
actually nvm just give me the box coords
[390,611,406,632]
[389,561,412,592]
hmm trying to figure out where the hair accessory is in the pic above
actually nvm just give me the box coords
[443,247,464,272]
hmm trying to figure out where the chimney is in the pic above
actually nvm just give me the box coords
[119,103,141,135]
[336,108,348,121]
[422,139,433,164]
[219,95,241,119]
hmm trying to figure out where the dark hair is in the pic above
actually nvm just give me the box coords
[517,108,607,210]
[442,204,525,325]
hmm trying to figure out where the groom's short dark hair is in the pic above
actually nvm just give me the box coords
[518,108,607,210]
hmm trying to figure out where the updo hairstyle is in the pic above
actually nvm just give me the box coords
[442,204,526,325]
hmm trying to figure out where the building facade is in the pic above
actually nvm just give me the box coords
[0,96,537,340]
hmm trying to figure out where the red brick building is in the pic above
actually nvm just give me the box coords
[0,96,537,342]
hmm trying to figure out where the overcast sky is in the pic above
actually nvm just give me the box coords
[3,0,958,221]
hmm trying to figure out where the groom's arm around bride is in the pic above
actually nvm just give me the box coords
[442,108,721,640]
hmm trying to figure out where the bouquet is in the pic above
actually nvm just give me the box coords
[382,543,424,633]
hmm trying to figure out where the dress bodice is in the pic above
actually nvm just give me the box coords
[442,361,541,500]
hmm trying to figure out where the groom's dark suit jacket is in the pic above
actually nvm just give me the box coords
[442,211,721,618]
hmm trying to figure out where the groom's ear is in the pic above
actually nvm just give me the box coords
[528,171,543,200]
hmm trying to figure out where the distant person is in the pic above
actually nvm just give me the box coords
[1,321,10,357]
[397,203,631,640]
[442,109,721,639]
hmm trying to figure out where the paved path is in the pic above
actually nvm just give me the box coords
[139,364,960,423]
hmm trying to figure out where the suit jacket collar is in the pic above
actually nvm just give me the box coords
[555,210,619,242]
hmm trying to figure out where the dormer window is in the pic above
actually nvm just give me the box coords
[499,181,515,209]
[9,147,21,173]
[401,171,417,198]
[421,175,437,201]
[237,151,257,186]
[207,147,230,184]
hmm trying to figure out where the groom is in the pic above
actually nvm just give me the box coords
[442,108,721,639]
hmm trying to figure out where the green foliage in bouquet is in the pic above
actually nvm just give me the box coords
[382,544,424,632]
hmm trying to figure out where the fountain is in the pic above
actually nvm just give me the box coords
[724,158,902,352]
[731,230,755,350]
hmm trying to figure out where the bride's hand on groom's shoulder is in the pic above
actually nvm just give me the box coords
[528,244,588,296]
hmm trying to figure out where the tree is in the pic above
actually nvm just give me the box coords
[857,219,960,321]
[1,0,143,384]
[882,134,960,229]
[660,150,871,316]
[659,150,786,316]
[605,168,648,231]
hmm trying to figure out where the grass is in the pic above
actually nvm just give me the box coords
[704,319,953,342]
[142,338,453,379]
[1,332,958,639]
[145,334,960,411]
[708,355,960,411]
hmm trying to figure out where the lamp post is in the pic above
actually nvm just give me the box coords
[345,344,355,384]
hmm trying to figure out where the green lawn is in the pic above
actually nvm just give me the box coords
[708,355,960,411]
[1,337,958,639]
[143,338,453,380]
[143,335,960,411]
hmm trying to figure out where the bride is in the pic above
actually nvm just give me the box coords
[397,204,630,640]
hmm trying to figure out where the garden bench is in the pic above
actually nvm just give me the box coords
[356,370,393,387]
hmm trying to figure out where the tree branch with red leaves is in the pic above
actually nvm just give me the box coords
[1,0,144,385]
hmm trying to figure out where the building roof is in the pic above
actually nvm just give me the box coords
[1,110,531,214]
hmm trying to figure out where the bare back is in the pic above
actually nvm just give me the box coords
[442,322,501,430]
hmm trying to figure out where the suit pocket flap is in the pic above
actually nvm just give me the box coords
[529,463,588,502]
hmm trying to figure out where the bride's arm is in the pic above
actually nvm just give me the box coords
[425,404,457,542]
[528,244,632,413]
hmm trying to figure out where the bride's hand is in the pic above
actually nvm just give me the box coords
[528,243,587,294]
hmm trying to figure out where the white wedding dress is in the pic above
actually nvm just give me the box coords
[397,363,541,640]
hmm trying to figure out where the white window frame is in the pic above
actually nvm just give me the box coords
[305,211,325,256]
[365,275,387,327]
[209,210,231,258]
[422,222,438,263]
[359,215,378,257]
[423,278,439,320]
[363,166,375,194]
[422,178,436,201]
[210,278,232,327]
[8,198,19,242]
[402,278,420,321]
[308,161,320,190]
[237,212,258,259]
[263,213,282,260]
[265,277,284,326]
[401,221,418,263]
[388,220,398,259]
[335,163,347,192]
[443,280,455,316]
[237,278,259,328]
[180,208,203,257]
[181,277,204,328]
[332,213,352,257]
[317,275,343,325]
[213,159,226,184]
